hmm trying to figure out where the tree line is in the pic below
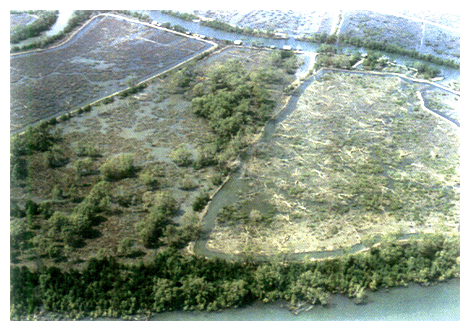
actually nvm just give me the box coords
[10,233,459,320]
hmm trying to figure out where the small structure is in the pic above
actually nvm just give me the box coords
[282,45,292,51]
[234,40,243,45]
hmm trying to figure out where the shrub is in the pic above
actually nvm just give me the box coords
[152,191,178,217]
[117,238,135,257]
[102,96,114,105]
[42,146,67,168]
[169,145,193,167]
[75,142,100,157]
[139,169,159,188]
[74,157,94,176]
[192,192,210,212]
[178,175,199,191]
[100,154,135,181]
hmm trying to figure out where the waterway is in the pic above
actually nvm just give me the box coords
[143,10,460,84]
[45,9,74,36]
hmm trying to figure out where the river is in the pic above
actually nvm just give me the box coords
[142,10,460,84]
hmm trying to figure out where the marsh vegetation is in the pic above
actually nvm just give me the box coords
[207,72,459,256]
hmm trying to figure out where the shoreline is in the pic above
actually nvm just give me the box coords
[20,278,460,321]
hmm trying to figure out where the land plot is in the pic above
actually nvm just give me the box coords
[192,9,337,35]
[10,14,212,132]
[391,10,460,30]
[10,46,295,269]
[340,10,423,51]
[421,24,460,60]
[207,72,459,255]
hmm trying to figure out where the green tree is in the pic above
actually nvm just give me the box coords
[74,157,93,176]
[100,154,135,181]
[169,145,193,167]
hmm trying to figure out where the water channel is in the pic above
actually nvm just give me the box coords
[143,10,461,83]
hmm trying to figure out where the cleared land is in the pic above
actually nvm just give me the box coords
[208,71,459,256]
[10,15,212,132]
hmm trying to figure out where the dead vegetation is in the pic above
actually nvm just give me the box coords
[208,71,460,255]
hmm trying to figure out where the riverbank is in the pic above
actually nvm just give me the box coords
[10,233,460,320]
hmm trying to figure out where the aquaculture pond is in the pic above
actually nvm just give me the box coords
[10,14,214,133]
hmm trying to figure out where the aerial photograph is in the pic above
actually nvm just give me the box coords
[9,6,461,322]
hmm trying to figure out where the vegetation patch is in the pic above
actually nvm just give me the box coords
[207,72,459,255]
[10,46,297,272]
[10,233,459,320]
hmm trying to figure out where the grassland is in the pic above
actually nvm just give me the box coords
[207,71,459,256]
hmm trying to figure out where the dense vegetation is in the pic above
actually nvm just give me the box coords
[10,10,59,44]
[10,233,459,320]
[160,10,277,38]
[160,10,199,21]
[337,34,460,69]
[190,51,297,146]
[182,50,297,172]
[296,30,460,70]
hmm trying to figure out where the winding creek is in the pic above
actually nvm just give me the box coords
[12,10,460,320]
